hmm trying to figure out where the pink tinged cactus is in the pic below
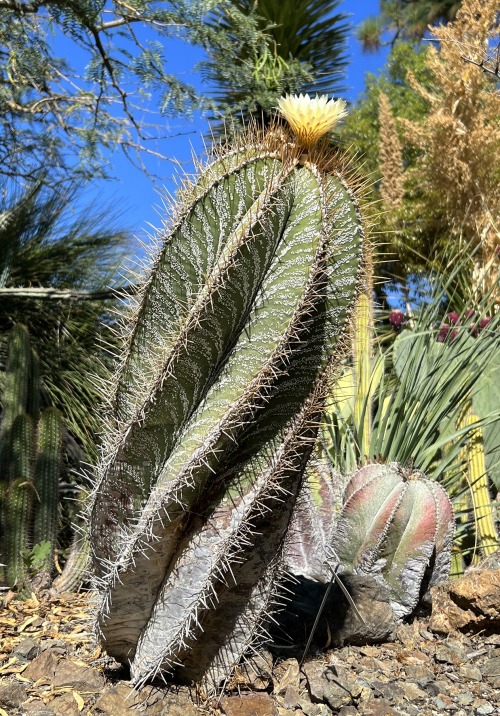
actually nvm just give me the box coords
[330,463,454,620]
[285,457,343,582]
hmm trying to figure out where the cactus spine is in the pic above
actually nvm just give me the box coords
[0,325,65,590]
[90,105,367,688]
[330,463,455,619]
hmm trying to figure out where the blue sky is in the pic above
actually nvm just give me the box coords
[91,0,390,242]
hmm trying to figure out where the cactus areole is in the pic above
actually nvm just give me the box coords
[89,96,367,689]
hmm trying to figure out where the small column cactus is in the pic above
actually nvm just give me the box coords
[0,325,65,591]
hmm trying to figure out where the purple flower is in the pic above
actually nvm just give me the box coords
[389,309,405,328]
[437,325,449,342]
[447,311,460,325]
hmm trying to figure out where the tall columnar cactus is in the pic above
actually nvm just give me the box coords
[0,325,65,590]
[89,95,367,688]
[460,413,499,560]
[330,462,455,620]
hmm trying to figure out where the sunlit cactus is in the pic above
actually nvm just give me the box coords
[88,95,368,689]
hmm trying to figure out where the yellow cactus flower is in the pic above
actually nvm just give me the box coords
[277,94,348,149]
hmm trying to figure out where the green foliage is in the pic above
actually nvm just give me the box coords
[357,1,460,51]
[0,0,270,183]
[89,123,366,689]
[202,0,349,127]
[323,260,500,572]
[0,181,131,457]
[339,43,432,284]
[341,42,430,172]
[23,540,53,574]
[343,4,500,289]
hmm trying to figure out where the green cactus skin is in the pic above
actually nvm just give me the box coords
[0,325,71,591]
[52,531,91,593]
[330,462,455,620]
[90,126,366,688]
[4,414,35,588]
[0,326,36,585]
[0,325,33,478]
[33,407,64,573]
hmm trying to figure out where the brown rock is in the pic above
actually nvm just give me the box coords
[140,687,200,716]
[12,637,41,661]
[23,650,105,692]
[273,658,301,696]
[298,703,332,716]
[429,570,500,634]
[434,640,467,665]
[23,702,56,716]
[23,650,60,684]
[220,693,278,716]
[302,661,354,710]
[95,684,138,715]
[360,698,402,716]
[403,663,434,686]
[50,691,84,716]
[239,650,274,690]
[330,575,397,647]
[482,656,500,688]
[0,681,28,708]
[96,683,199,716]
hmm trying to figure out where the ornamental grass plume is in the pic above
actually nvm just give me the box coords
[277,93,347,149]
[378,92,404,210]
[400,0,500,294]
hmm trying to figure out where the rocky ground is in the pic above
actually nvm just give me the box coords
[0,567,499,716]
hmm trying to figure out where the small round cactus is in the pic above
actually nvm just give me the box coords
[330,462,455,620]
